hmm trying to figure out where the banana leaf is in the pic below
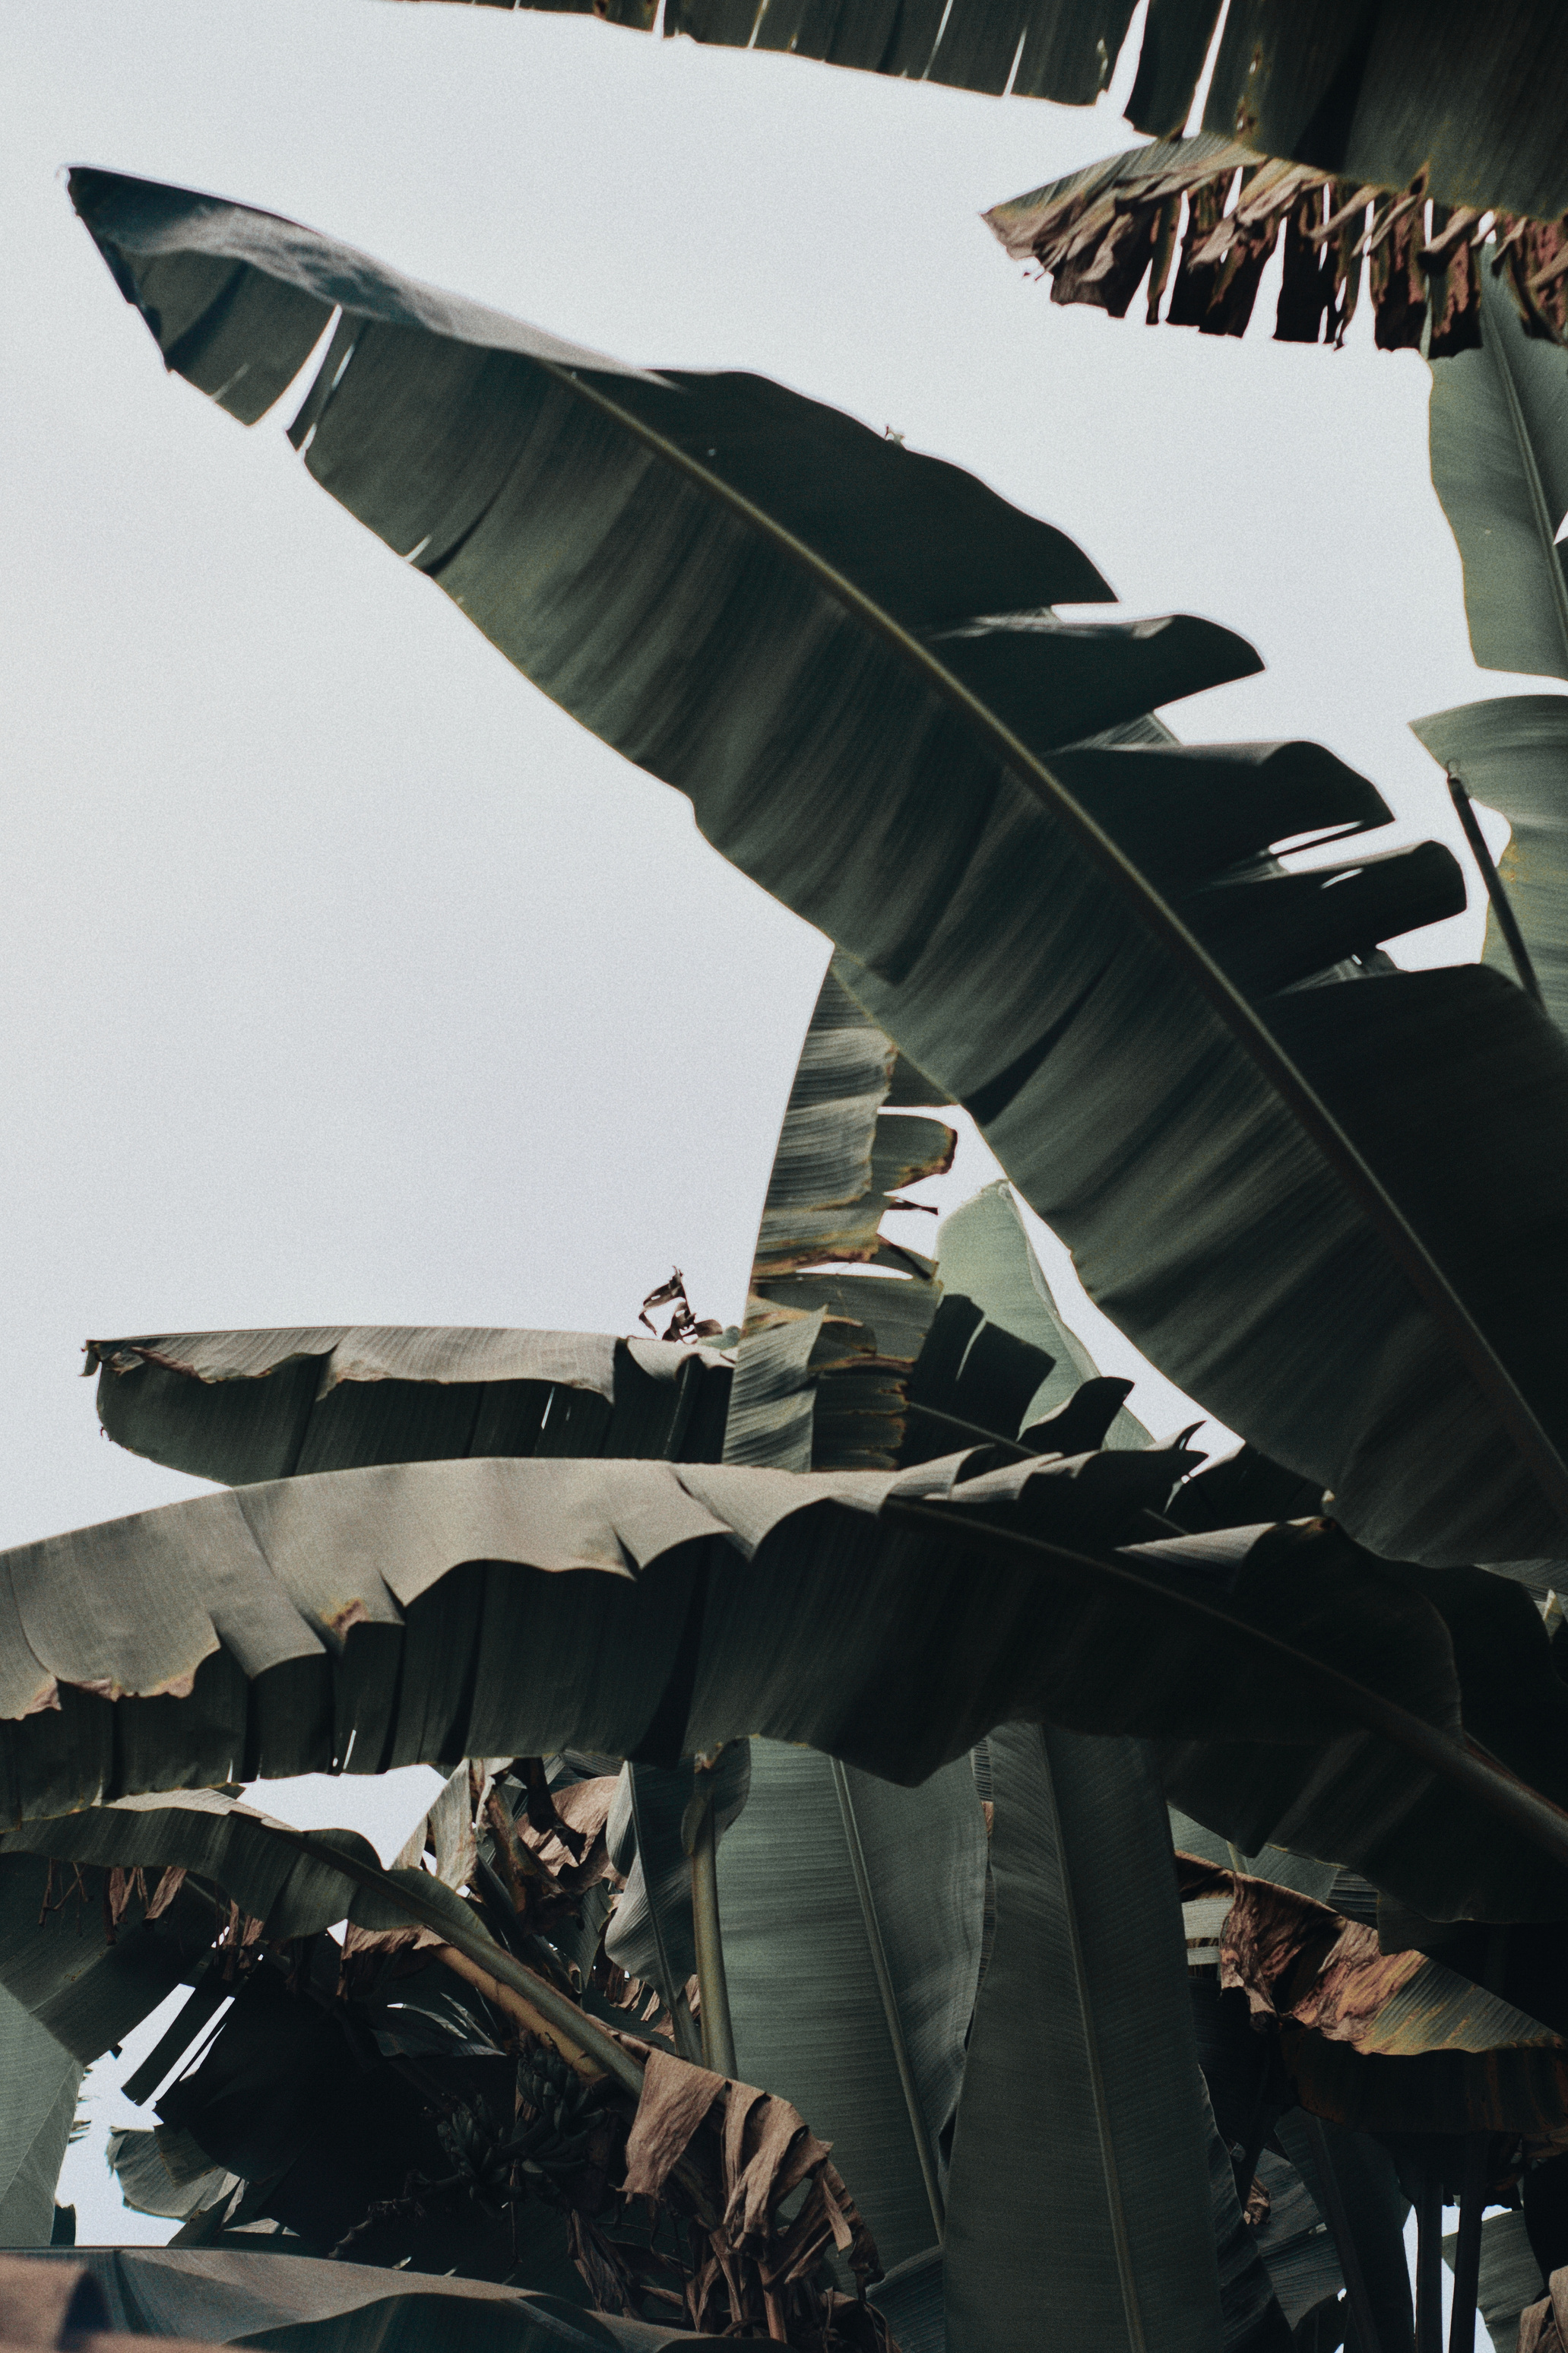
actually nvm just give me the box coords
[1246,2146,1344,2332]
[11,1452,1568,1920]
[942,1723,1231,2353]
[932,1181,1148,1447]
[104,2127,233,2224]
[13,2246,707,2348]
[1413,697,1568,1040]
[1169,1804,1342,1904]
[68,167,1568,1570]
[86,1327,732,1486]
[1272,2110,1414,2353]
[1429,262,1568,683]
[714,1740,986,2271]
[1443,2209,1546,2353]
[391,2,1568,221]
[732,956,948,1476]
[0,1993,80,2249]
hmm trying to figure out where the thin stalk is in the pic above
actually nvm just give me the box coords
[1301,2114,1387,2353]
[1416,2168,1444,2353]
[1446,772,1544,1005]
[828,1758,946,2242]
[877,1497,1568,1879]
[553,356,1568,1533]
[689,1783,737,2078]
[1447,2139,1487,2353]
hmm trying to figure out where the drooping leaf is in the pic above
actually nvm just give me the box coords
[932,1181,1149,1447]
[985,139,1568,356]
[0,1992,81,2250]
[943,1723,1226,2353]
[69,168,1568,1568]
[714,1740,986,2270]
[1429,265,1568,681]
[1412,696,1568,1039]
[11,1454,1568,1922]
[1177,1853,1568,2139]
[86,1327,731,1486]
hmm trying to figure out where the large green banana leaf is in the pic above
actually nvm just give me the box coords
[1429,261,1568,681]
[714,1741,986,2272]
[8,1452,1568,1919]
[69,168,1568,1569]
[932,1181,1149,1446]
[943,1724,1234,2353]
[396,2,1568,222]
[1412,697,1568,1039]
[14,2247,705,2348]
[0,1992,80,2249]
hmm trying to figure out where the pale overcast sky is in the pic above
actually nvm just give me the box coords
[5,0,1552,2265]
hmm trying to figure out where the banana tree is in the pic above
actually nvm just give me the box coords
[65,167,1568,1574]
[27,154,1568,2353]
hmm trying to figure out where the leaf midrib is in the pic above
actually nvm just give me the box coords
[544,357,1568,1532]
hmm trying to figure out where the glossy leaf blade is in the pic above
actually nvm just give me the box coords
[68,168,1568,1567]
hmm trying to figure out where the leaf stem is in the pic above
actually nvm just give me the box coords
[688,1764,737,2078]
[1446,771,1544,1005]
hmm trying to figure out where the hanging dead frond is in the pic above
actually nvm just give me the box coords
[987,136,1568,354]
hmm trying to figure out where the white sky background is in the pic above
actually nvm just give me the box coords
[5,0,1558,2281]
